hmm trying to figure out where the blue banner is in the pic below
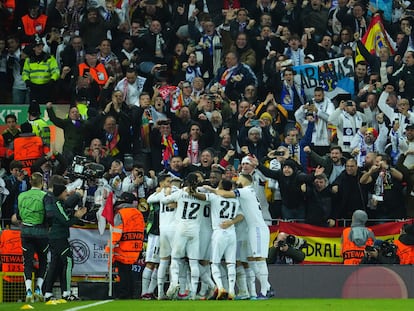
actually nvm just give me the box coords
[292,56,355,100]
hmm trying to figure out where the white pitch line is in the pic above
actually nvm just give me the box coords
[64,300,113,311]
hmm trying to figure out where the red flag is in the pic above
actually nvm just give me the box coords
[102,192,114,226]
[361,14,396,56]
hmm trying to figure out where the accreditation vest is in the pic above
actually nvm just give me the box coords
[22,55,60,85]
[31,118,51,148]
[394,239,414,264]
[341,227,374,265]
[112,207,144,264]
[13,135,45,175]
[0,229,24,282]
[78,63,109,86]
[18,188,46,226]
[21,14,48,37]
[0,135,6,158]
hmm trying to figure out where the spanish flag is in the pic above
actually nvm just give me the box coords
[357,14,396,61]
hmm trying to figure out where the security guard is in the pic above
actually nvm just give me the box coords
[22,35,60,104]
[107,192,145,299]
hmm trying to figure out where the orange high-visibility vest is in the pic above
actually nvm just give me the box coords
[0,229,24,282]
[78,63,109,86]
[13,135,46,176]
[341,227,374,265]
[394,239,414,264]
[21,14,48,36]
[110,207,144,264]
[0,135,6,158]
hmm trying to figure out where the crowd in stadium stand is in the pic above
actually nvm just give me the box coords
[2,0,414,220]
[2,0,414,301]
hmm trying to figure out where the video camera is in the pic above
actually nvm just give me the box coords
[69,156,105,180]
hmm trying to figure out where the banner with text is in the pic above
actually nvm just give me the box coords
[269,221,412,264]
[69,227,110,275]
[292,56,355,100]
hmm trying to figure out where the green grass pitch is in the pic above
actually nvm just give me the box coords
[2,299,414,311]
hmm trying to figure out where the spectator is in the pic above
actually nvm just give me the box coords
[150,119,179,172]
[3,160,28,227]
[331,158,369,219]
[209,51,258,101]
[349,115,388,168]
[303,145,346,184]
[60,35,85,70]
[136,19,171,75]
[188,16,223,82]
[360,153,405,220]
[6,35,30,105]
[79,6,119,51]
[98,114,131,161]
[46,102,87,162]
[328,99,367,157]
[97,39,123,83]
[84,138,112,170]
[295,87,335,156]
[228,32,256,70]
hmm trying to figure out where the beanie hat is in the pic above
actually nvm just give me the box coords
[282,158,298,170]
[260,112,273,123]
[53,183,67,197]
[241,155,256,166]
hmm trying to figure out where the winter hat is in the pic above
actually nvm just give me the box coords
[282,159,298,170]
[260,112,273,123]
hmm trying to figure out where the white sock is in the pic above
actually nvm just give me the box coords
[169,258,180,286]
[219,263,229,290]
[227,263,236,296]
[148,268,158,294]
[25,279,32,292]
[141,267,153,295]
[236,265,247,295]
[178,260,188,294]
[157,259,169,297]
[245,267,256,297]
[199,264,215,289]
[63,290,70,297]
[211,263,223,289]
[36,278,44,290]
[256,261,270,295]
[188,259,200,294]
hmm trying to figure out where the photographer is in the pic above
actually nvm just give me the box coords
[267,232,307,264]
[360,240,400,264]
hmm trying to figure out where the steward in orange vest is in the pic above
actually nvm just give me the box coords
[394,224,414,264]
[341,210,375,265]
[0,229,24,282]
[18,1,48,46]
[107,192,144,299]
[12,123,48,176]
[78,48,109,87]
